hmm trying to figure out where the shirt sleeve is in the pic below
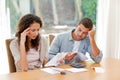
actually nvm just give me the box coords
[39,35,49,64]
[90,50,103,63]
[10,39,20,64]
[86,39,103,63]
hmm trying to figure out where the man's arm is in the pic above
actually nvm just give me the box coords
[89,29,100,57]
[48,35,77,62]
[88,29,103,63]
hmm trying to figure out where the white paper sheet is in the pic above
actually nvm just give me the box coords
[45,52,67,67]
[41,68,59,74]
[41,68,64,74]
[93,67,105,73]
[45,52,88,67]
[65,68,87,72]
[77,52,88,61]
[41,67,88,74]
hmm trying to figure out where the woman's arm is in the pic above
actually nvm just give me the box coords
[18,41,28,71]
[40,35,49,68]
[18,28,31,71]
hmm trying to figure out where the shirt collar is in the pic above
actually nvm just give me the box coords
[68,29,75,41]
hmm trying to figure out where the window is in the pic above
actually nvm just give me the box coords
[7,0,97,35]
[39,0,81,26]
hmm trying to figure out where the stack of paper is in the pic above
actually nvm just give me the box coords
[93,67,105,73]
[41,67,64,74]
[45,52,88,67]
[45,52,67,67]
[65,68,87,72]
[41,67,88,74]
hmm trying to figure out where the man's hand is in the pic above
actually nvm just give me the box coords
[64,52,77,61]
[88,29,96,40]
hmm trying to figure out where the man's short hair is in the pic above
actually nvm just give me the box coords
[79,18,93,30]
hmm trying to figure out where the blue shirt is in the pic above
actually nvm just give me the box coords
[48,30,103,63]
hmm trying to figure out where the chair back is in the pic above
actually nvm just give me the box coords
[49,34,55,45]
[5,39,16,73]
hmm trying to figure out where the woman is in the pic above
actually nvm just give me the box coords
[10,14,48,72]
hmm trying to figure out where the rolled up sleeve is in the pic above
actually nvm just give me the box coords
[90,51,103,63]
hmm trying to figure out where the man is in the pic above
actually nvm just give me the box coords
[48,18,103,65]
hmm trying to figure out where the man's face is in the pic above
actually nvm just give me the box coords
[74,24,90,40]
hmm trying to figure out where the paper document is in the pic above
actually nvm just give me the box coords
[77,52,88,61]
[45,52,67,67]
[41,67,87,74]
[41,68,64,74]
[65,68,87,72]
[41,68,59,74]
[93,67,105,73]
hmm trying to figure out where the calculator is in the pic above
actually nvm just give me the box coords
[70,63,85,68]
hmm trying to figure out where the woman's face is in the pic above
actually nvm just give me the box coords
[27,22,40,40]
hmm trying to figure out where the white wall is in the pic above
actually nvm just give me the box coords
[0,0,11,74]
[96,0,120,59]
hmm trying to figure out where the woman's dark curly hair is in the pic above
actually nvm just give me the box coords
[15,14,42,52]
